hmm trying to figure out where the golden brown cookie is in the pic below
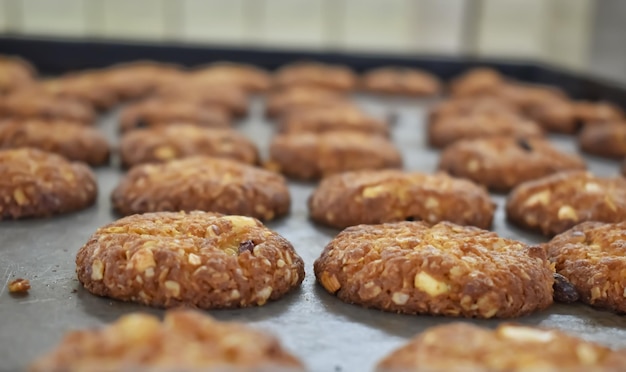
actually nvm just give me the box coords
[429,96,520,121]
[278,106,389,137]
[506,171,626,236]
[0,92,95,124]
[112,157,290,220]
[191,62,272,93]
[428,111,544,148]
[376,322,626,372]
[119,124,259,168]
[0,119,110,166]
[31,309,304,371]
[268,131,402,180]
[439,137,586,192]
[76,212,304,309]
[449,67,505,97]
[579,122,626,159]
[0,148,97,219]
[274,61,357,91]
[0,55,36,95]
[575,101,625,125]
[545,221,626,313]
[118,98,231,133]
[314,221,553,318]
[154,80,249,117]
[361,67,442,96]
[265,85,350,118]
[98,61,186,100]
[309,170,495,229]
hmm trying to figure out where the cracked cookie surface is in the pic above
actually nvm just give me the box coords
[76,212,304,309]
[314,221,553,318]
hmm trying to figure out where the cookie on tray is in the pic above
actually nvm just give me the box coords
[438,137,586,192]
[545,221,626,313]
[428,111,544,148]
[112,157,290,220]
[449,67,505,97]
[0,93,95,124]
[506,171,626,236]
[574,101,625,125]
[579,122,626,159]
[0,119,110,166]
[265,85,350,118]
[30,310,305,372]
[361,67,442,96]
[429,96,520,121]
[154,80,249,117]
[309,170,495,229]
[0,55,36,95]
[119,98,231,133]
[274,61,357,91]
[0,148,97,219]
[98,61,186,100]
[76,211,304,308]
[314,221,553,318]
[278,106,390,137]
[375,322,626,371]
[191,62,272,93]
[268,131,402,180]
[120,124,259,168]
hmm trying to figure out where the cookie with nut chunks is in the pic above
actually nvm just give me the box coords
[314,221,553,318]
[308,170,495,229]
[579,122,626,159]
[361,66,441,96]
[274,61,357,92]
[506,171,626,236]
[76,212,304,309]
[278,105,390,137]
[0,92,95,124]
[265,85,351,118]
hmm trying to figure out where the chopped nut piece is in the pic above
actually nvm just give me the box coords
[8,278,30,293]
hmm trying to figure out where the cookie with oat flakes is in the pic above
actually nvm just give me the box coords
[314,221,553,318]
[0,148,97,219]
[76,212,304,309]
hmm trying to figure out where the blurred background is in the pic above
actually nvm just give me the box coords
[0,0,624,83]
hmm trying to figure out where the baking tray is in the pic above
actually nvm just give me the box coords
[1,37,626,372]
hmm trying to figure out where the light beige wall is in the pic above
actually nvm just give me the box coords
[0,0,594,72]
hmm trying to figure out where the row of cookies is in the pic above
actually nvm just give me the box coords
[30,309,626,371]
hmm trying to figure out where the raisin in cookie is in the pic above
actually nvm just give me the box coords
[274,61,357,91]
[112,157,289,221]
[579,122,626,159]
[119,98,231,133]
[268,131,402,180]
[376,323,626,372]
[278,106,389,137]
[314,221,553,318]
[30,310,305,372]
[439,137,586,192]
[76,212,304,309]
[309,170,495,229]
[120,124,258,168]
[545,221,626,313]
[0,119,110,166]
[506,171,626,236]
[0,148,97,219]
[428,111,544,148]
[361,67,442,96]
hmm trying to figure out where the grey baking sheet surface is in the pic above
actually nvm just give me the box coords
[1,94,626,372]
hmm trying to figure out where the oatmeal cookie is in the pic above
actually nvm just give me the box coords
[449,68,505,97]
[0,93,95,124]
[0,148,97,219]
[119,98,231,133]
[309,170,494,229]
[506,171,626,236]
[579,122,626,159]
[274,61,357,91]
[265,85,350,118]
[574,101,624,125]
[545,221,626,313]
[0,119,110,166]
[154,80,249,117]
[429,96,519,121]
[76,212,304,309]
[112,157,290,220]
[278,106,389,136]
[439,137,586,192]
[361,67,442,96]
[314,221,553,318]
[428,111,544,148]
[268,131,402,180]
[120,124,259,168]
[0,55,36,95]
[98,61,185,100]
[191,62,272,93]
[376,322,626,371]
[30,310,305,372]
